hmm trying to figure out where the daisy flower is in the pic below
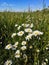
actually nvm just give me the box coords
[25,28,32,33]
[29,45,33,49]
[32,30,43,36]
[30,23,33,28]
[15,24,18,27]
[36,49,40,53]
[21,46,27,51]
[5,44,12,50]
[25,34,33,41]
[15,50,20,58]
[17,26,21,30]
[45,58,48,62]
[17,31,24,36]
[42,62,46,65]
[22,24,30,27]
[21,41,27,45]
[11,33,16,38]
[12,42,18,50]
[14,42,19,46]
[4,60,12,65]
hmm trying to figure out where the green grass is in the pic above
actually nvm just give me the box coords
[0,9,49,65]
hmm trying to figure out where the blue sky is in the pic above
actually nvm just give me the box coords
[0,0,49,12]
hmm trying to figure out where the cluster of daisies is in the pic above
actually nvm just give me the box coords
[4,22,45,65]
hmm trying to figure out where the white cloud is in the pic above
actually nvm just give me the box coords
[0,2,15,7]
[0,2,16,12]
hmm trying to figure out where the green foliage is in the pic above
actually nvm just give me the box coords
[0,11,49,65]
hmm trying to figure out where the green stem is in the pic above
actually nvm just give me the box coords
[34,52,39,65]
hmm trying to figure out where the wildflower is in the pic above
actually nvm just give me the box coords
[5,44,12,50]
[25,28,32,33]
[22,24,30,27]
[14,42,19,46]
[12,42,18,50]
[11,33,16,38]
[32,30,43,36]
[21,46,27,51]
[36,49,40,53]
[17,31,24,36]
[45,58,48,62]
[25,24,30,27]
[46,47,49,50]
[42,62,46,65]
[30,23,33,28]
[0,42,2,44]
[22,24,25,26]
[17,26,21,30]
[29,45,33,49]
[15,24,18,27]
[21,41,27,45]
[25,34,32,41]
[15,50,20,58]
[4,60,12,65]
[12,45,17,50]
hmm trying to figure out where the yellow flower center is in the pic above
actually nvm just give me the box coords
[20,32,22,34]
[35,32,39,35]
[28,29,30,32]
[8,46,11,48]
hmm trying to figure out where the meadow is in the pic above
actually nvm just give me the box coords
[0,9,49,65]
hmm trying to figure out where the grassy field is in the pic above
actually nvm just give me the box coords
[0,9,49,65]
